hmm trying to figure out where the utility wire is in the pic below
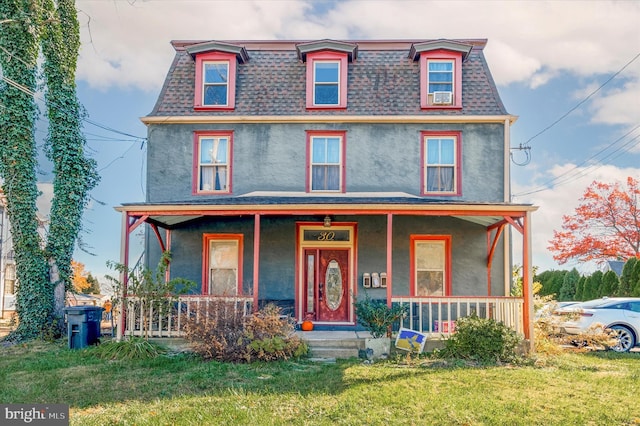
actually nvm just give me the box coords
[0,73,146,141]
[514,126,640,197]
[521,51,640,147]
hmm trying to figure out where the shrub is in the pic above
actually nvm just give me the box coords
[184,300,307,363]
[438,314,521,364]
[353,294,407,338]
[90,337,167,360]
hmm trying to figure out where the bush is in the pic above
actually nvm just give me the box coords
[353,294,407,338]
[90,337,167,360]
[184,300,307,363]
[438,314,521,364]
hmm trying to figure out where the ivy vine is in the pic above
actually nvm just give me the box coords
[0,0,99,341]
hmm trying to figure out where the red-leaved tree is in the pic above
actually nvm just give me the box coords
[548,177,640,264]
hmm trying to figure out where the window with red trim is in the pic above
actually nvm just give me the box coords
[421,131,461,196]
[410,235,452,296]
[306,131,346,192]
[193,131,233,194]
[202,234,243,295]
[194,52,237,110]
[306,51,348,109]
[419,50,463,109]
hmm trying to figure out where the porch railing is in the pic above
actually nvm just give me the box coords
[123,295,254,338]
[391,296,524,337]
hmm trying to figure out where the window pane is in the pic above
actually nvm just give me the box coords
[427,167,454,192]
[429,73,453,83]
[315,62,339,83]
[204,63,228,83]
[209,240,238,296]
[215,138,228,163]
[311,165,340,191]
[200,165,214,191]
[428,62,452,72]
[416,271,444,296]
[311,166,325,190]
[200,138,214,164]
[440,139,454,164]
[312,138,327,163]
[326,165,340,190]
[326,138,340,163]
[427,139,440,163]
[204,85,227,105]
[315,84,339,105]
[429,83,453,93]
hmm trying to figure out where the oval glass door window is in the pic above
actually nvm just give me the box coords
[325,259,343,311]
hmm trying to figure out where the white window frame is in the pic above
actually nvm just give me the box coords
[309,134,343,192]
[427,59,454,95]
[196,134,231,193]
[423,134,458,194]
[313,60,340,106]
[202,60,230,107]
[204,236,242,296]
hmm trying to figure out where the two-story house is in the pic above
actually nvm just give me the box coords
[116,39,537,345]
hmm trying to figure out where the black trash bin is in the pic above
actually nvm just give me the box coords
[64,306,104,349]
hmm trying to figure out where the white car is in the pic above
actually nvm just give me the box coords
[554,297,640,352]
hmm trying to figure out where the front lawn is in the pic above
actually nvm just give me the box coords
[1,340,639,425]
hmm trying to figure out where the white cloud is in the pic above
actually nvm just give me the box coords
[512,164,640,274]
[75,0,640,126]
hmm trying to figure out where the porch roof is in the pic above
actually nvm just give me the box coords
[116,192,537,228]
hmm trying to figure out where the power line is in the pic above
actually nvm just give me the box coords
[513,125,640,198]
[0,72,146,141]
[520,51,640,148]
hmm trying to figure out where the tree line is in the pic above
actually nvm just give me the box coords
[535,258,640,301]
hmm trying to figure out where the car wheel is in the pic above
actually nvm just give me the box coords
[609,325,636,353]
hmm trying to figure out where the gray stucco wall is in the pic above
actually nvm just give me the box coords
[147,214,506,303]
[146,122,505,203]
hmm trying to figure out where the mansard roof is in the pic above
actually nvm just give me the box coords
[149,39,508,117]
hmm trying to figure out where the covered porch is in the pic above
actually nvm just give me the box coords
[115,196,536,348]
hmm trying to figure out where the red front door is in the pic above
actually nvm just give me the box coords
[303,249,350,322]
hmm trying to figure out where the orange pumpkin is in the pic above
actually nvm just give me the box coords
[301,320,314,331]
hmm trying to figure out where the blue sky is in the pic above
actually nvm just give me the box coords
[25,0,640,279]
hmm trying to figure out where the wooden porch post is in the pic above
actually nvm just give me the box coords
[523,211,534,350]
[253,214,260,312]
[386,213,393,307]
[116,211,129,341]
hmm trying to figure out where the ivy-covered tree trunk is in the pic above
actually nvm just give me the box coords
[0,1,52,340]
[0,0,98,341]
[41,0,98,331]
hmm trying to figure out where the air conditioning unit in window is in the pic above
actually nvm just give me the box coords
[432,91,453,105]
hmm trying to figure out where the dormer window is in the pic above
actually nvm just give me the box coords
[186,41,249,111]
[410,40,472,109]
[297,40,357,110]
[203,60,229,106]
[313,60,340,105]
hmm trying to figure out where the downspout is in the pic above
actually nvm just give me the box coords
[253,214,260,312]
[503,118,512,296]
[386,213,393,307]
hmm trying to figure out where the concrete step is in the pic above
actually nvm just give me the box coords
[310,346,359,359]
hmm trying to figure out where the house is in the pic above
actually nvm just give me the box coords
[604,260,625,277]
[0,192,16,320]
[116,39,537,347]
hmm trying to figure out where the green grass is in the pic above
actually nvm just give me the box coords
[1,340,639,425]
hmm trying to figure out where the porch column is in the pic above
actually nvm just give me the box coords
[386,213,393,307]
[523,211,534,349]
[116,211,130,341]
[253,214,260,312]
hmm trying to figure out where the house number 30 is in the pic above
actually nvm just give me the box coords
[317,231,335,241]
